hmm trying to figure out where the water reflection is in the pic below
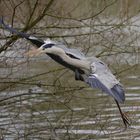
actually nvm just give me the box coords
[0,71,139,139]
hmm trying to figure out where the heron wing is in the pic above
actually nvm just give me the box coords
[86,74,125,103]
[85,59,125,103]
[86,74,111,94]
[0,18,29,38]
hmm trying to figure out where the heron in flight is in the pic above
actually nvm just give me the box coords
[0,18,130,127]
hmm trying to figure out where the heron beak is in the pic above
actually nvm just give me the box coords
[25,47,43,57]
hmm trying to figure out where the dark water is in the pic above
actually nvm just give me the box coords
[0,60,139,140]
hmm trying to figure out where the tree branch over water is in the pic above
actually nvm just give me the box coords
[0,0,54,53]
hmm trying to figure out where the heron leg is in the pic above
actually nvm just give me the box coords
[75,69,84,81]
[115,99,130,128]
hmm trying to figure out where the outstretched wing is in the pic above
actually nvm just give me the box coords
[85,59,125,103]
[0,18,44,47]
[0,17,29,38]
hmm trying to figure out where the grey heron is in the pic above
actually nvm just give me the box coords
[0,18,130,127]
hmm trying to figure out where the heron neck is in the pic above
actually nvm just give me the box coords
[45,47,90,70]
[61,53,89,70]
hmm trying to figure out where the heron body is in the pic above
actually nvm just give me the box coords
[0,18,130,127]
[38,43,125,103]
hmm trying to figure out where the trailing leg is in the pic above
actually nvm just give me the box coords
[115,99,130,128]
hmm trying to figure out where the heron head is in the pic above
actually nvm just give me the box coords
[41,43,56,50]
[25,43,55,57]
[37,43,56,53]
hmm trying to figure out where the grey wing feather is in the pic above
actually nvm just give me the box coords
[89,58,120,89]
[86,74,125,103]
[0,18,29,38]
[85,58,125,103]
[87,74,111,94]
[111,84,125,103]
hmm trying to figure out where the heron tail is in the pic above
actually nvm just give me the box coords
[111,84,125,103]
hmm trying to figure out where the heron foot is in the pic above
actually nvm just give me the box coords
[122,112,131,128]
